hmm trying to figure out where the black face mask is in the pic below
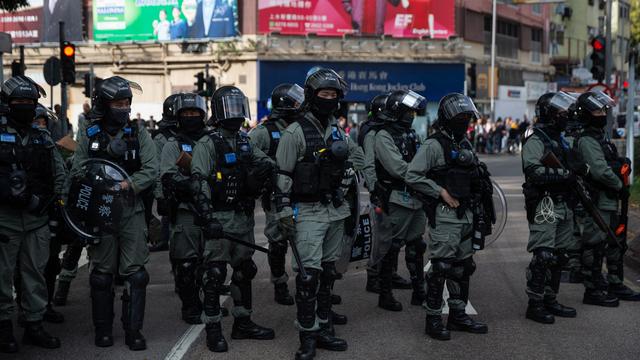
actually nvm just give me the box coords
[589,115,607,128]
[220,118,244,131]
[180,115,204,134]
[447,120,469,140]
[8,103,37,128]
[399,113,415,129]
[311,97,339,120]
[105,107,130,134]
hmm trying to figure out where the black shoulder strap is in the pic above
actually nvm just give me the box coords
[263,121,280,157]
[357,120,382,148]
[299,118,326,161]
[175,134,195,154]
[429,131,453,164]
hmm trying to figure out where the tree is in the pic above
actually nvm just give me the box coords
[0,0,29,12]
[632,0,640,45]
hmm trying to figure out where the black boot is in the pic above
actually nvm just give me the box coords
[406,240,426,306]
[330,310,347,325]
[296,331,317,360]
[526,300,555,324]
[365,273,380,293]
[583,290,620,307]
[205,322,228,352]
[53,280,70,306]
[543,262,577,318]
[231,316,275,340]
[22,321,60,349]
[274,282,295,305]
[0,320,18,353]
[176,259,202,325]
[425,315,450,341]
[378,250,402,311]
[43,304,65,323]
[425,261,449,340]
[608,283,640,301]
[331,294,342,305]
[90,271,114,347]
[544,299,577,318]
[316,322,347,351]
[391,252,412,289]
[447,309,488,333]
[122,269,149,351]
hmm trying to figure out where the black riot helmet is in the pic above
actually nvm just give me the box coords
[576,91,614,128]
[210,86,251,131]
[369,93,389,119]
[437,93,480,139]
[270,83,304,120]
[92,76,143,135]
[304,68,347,122]
[33,103,56,127]
[1,76,46,128]
[174,93,207,135]
[384,90,426,127]
[161,93,180,126]
[535,91,576,132]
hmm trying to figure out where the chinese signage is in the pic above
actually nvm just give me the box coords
[259,61,464,102]
[258,0,455,39]
[93,0,238,42]
[0,0,82,43]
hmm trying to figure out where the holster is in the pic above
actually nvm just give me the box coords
[374,181,392,214]
[522,182,540,224]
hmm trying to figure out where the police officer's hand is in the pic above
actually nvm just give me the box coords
[119,180,130,191]
[278,216,296,238]
[440,188,460,208]
[203,218,224,239]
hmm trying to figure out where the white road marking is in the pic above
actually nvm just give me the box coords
[424,261,478,315]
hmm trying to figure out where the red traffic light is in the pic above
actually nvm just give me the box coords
[592,38,604,52]
[63,45,75,57]
[623,81,629,89]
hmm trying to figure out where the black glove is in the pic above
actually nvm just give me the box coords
[203,218,224,239]
[570,162,590,177]
[278,215,296,239]
[619,187,630,200]
[156,198,171,217]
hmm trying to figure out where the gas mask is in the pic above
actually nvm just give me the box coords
[179,115,204,134]
[104,107,131,135]
[8,103,37,128]
[311,97,339,120]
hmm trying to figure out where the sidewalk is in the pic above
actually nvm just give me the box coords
[625,206,640,272]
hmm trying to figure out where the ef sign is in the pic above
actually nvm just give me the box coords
[395,14,413,28]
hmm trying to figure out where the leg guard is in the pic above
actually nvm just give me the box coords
[426,259,450,314]
[90,271,114,332]
[202,262,227,322]
[296,268,319,330]
[317,262,337,322]
[526,248,555,302]
[175,258,202,323]
[231,259,257,312]
[268,240,288,282]
[406,239,426,305]
[122,268,150,332]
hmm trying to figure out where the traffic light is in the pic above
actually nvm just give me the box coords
[590,36,606,82]
[61,41,76,84]
[11,60,23,77]
[194,72,205,93]
[204,76,216,97]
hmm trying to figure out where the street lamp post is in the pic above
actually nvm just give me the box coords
[490,0,497,121]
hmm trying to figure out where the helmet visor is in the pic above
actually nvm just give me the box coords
[220,95,251,120]
[548,92,577,113]
[580,91,613,113]
[100,79,143,100]
[400,90,427,111]
[284,84,305,109]
[174,94,207,116]
[439,95,480,122]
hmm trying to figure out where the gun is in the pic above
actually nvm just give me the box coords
[540,151,623,249]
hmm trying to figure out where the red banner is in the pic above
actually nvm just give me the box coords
[258,0,455,39]
[0,6,42,44]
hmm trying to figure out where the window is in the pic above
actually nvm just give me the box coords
[620,4,630,19]
[588,0,594,6]
[532,4,542,15]
[531,28,542,64]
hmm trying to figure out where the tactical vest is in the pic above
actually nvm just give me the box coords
[425,131,478,201]
[578,128,624,195]
[153,127,175,141]
[357,119,383,148]
[375,127,419,190]
[0,125,55,203]
[207,131,252,211]
[292,118,346,203]
[522,127,572,195]
[86,122,142,176]
[263,120,281,159]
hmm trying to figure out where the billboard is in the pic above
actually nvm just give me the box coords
[93,0,239,42]
[0,0,83,43]
[258,0,455,39]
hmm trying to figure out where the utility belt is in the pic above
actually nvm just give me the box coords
[374,179,411,214]
[211,198,254,216]
[522,182,574,223]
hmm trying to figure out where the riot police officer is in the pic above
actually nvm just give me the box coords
[0,76,66,352]
[521,92,579,324]
[249,83,304,305]
[190,86,275,353]
[371,90,427,311]
[405,93,489,341]
[274,68,369,359]
[575,91,640,304]
[151,94,180,252]
[158,93,208,324]
[69,76,158,350]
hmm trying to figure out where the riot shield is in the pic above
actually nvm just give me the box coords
[62,159,134,243]
[485,179,508,247]
[336,172,363,274]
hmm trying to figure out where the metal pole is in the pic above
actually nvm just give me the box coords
[490,0,497,121]
[0,52,4,85]
[605,0,613,136]
[59,21,68,138]
[626,47,636,184]
[89,63,94,107]
[19,46,24,74]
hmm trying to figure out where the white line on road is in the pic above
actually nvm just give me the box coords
[424,261,478,315]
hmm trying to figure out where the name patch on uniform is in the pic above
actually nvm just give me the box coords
[224,153,237,164]
[271,131,281,139]
[181,144,193,153]
[0,133,16,143]
[124,127,133,135]
[87,125,100,137]
[90,141,100,150]
[331,126,342,141]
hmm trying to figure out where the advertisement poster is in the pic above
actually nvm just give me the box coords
[93,0,239,42]
[0,0,82,43]
[258,0,455,39]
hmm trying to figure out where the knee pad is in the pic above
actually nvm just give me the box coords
[90,271,114,290]
[431,259,452,277]
[296,268,319,296]
[205,261,227,284]
[126,268,150,289]
[176,258,198,281]
[269,240,288,256]
[533,248,556,268]
[554,250,570,268]
[232,259,258,283]
[413,238,427,254]
[462,257,476,277]
[320,261,338,283]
